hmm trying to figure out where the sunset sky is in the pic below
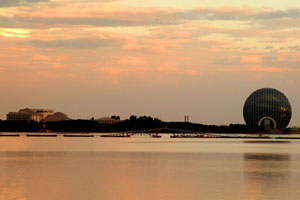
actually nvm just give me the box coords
[0,0,299,126]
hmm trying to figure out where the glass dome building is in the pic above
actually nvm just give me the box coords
[243,88,292,129]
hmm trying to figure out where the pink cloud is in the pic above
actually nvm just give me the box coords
[263,6,273,10]
[248,66,295,72]
[98,61,199,77]
[241,55,262,64]
[277,53,300,62]
[95,64,199,87]
[123,35,184,53]
[174,31,191,39]
[100,67,142,75]
[117,56,147,66]
[156,61,199,75]
[123,43,167,53]
[52,64,66,69]
[33,54,51,61]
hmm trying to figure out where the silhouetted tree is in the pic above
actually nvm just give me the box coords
[111,115,120,120]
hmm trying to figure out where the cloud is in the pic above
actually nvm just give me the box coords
[0,0,49,7]
[157,66,199,76]
[32,54,51,61]
[98,63,199,76]
[155,61,199,75]
[52,64,66,69]
[117,56,147,66]
[213,52,300,76]
[0,28,31,38]
[248,66,295,72]
[280,45,300,52]
[265,45,274,50]
[256,9,300,20]
[18,15,179,27]
[95,63,200,86]
[0,7,265,28]
[30,37,120,48]
[241,55,262,64]
[0,6,299,30]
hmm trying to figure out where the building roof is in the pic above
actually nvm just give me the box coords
[19,108,35,114]
[44,112,71,122]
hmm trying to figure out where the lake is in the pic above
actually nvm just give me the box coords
[1,134,300,200]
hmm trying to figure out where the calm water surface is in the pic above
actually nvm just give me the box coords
[1,134,300,200]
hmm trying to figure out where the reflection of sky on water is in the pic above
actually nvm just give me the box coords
[2,138,300,200]
[0,151,243,200]
[244,140,291,144]
[243,153,291,200]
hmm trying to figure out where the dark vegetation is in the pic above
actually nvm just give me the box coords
[0,120,41,132]
[0,115,265,133]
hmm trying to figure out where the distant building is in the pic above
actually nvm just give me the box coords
[44,112,71,122]
[96,117,122,124]
[243,88,292,129]
[29,108,54,119]
[6,108,70,122]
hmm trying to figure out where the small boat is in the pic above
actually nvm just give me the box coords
[151,134,161,138]
[101,134,131,137]
[275,137,300,140]
[0,134,20,137]
[170,134,204,138]
[64,134,94,137]
[26,134,57,137]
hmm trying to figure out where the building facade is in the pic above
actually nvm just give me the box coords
[243,88,292,129]
[7,108,54,122]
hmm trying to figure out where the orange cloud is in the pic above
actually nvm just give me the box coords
[277,53,300,62]
[123,43,167,53]
[100,67,142,75]
[52,64,66,69]
[117,56,147,66]
[98,62,199,77]
[95,64,199,87]
[241,55,262,64]
[33,54,51,61]
[248,66,295,72]
[157,61,199,75]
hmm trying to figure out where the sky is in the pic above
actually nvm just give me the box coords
[0,0,299,126]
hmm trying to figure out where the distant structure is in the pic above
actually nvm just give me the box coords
[184,116,189,122]
[44,112,71,122]
[243,88,292,129]
[7,108,54,122]
[96,117,122,124]
[7,108,70,122]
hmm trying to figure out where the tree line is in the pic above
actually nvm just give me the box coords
[0,115,265,133]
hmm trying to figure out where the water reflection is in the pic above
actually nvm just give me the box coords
[243,153,291,200]
[244,153,290,161]
[0,151,244,200]
[244,140,291,144]
[1,138,300,200]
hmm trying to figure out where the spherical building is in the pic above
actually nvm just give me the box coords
[243,88,292,129]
